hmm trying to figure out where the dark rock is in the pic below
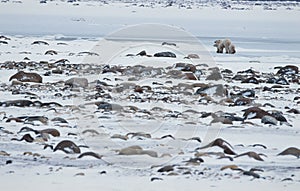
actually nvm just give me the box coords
[11,134,34,143]
[162,42,176,46]
[233,98,252,106]
[195,84,226,97]
[6,160,12,165]
[287,108,300,114]
[276,77,289,85]
[271,111,287,122]
[65,77,88,88]
[237,89,255,97]
[266,77,277,84]
[185,54,200,59]
[136,50,147,56]
[242,107,270,119]
[221,69,233,74]
[151,177,163,182]
[185,73,198,80]
[45,50,58,55]
[52,69,63,74]
[276,65,298,75]
[78,51,99,56]
[277,147,300,158]
[261,115,277,125]
[158,165,174,172]
[243,171,260,178]
[9,71,42,83]
[211,117,233,124]
[31,41,49,45]
[238,68,258,74]
[54,140,81,154]
[154,51,176,58]
[78,152,102,159]
[241,77,259,84]
[0,40,8,44]
[174,63,196,72]
[95,102,123,111]
[0,100,34,107]
[206,69,223,81]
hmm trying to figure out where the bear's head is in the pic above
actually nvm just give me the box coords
[213,40,222,47]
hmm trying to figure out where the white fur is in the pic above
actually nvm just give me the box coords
[214,39,236,54]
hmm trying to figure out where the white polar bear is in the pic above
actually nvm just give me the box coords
[214,39,236,54]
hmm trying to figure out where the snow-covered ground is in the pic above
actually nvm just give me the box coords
[0,0,299,190]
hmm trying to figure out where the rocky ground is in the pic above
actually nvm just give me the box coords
[0,33,299,190]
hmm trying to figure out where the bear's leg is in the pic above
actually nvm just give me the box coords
[229,44,236,54]
[225,47,229,54]
[218,44,224,53]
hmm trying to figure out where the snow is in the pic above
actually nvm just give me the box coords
[0,0,300,190]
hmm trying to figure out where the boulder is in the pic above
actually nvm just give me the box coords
[154,51,176,58]
[65,77,88,88]
[9,71,42,83]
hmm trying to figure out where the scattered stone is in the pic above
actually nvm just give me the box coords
[111,134,128,140]
[118,145,158,157]
[0,151,10,156]
[154,51,176,58]
[51,117,68,123]
[250,144,267,149]
[185,72,198,80]
[234,151,266,161]
[185,54,200,59]
[82,129,100,136]
[53,140,81,154]
[6,160,12,165]
[18,127,60,137]
[136,50,147,56]
[9,71,43,83]
[287,108,300,114]
[158,165,174,172]
[78,152,103,159]
[78,51,99,56]
[276,65,298,75]
[196,138,236,155]
[45,50,58,55]
[220,165,242,171]
[162,42,176,46]
[65,77,88,88]
[233,98,253,106]
[243,171,260,178]
[126,132,151,139]
[31,40,49,45]
[151,177,163,181]
[74,172,85,176]
[281,178,293,182]
[0,40,8,44]
[242,107,270,119]
[11,134,34,143]
[277,147,300,158]
[261,115,277,125]
[195,84,226,97]
[206,69,222,81]
[211,117,233,125]
[183,157,204,165]
[241,77,259,84]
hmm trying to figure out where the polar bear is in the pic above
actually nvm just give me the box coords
[214,39,235,54]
